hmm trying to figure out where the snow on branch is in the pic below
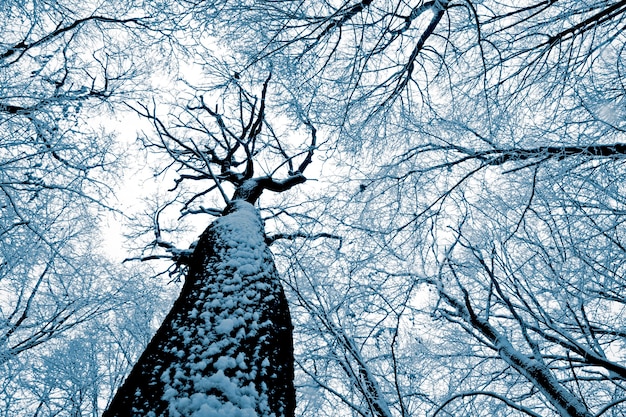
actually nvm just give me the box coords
[265,231,342,247]
[395,142,626,175]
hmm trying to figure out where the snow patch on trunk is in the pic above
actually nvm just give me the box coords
[158,201,292,417]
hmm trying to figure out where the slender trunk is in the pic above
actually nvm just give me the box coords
[442,291,593,417]
[104,200,295,417]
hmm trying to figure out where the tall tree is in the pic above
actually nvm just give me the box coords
[104,78,317,417]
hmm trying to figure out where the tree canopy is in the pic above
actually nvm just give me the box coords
[1,1,625,416]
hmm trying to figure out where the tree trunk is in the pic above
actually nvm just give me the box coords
[104,200,295,417]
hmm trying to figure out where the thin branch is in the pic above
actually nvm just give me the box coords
[432,390,543,417]
[1,15,145,63]
[595,396,626,417]
[297,121,318,174]
[189,138,232,206]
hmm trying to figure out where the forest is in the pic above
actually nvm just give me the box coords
[1,1,625,416]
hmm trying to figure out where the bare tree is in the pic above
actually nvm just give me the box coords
[104,78,319,417]
[0,265,169,417]
[197,0,626,127]
[4,1,625,416]
[0,0,147,355]
[0,1,175,415]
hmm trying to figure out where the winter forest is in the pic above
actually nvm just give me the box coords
[2,1,626,416]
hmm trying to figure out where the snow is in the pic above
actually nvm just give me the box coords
[214,356,237,370]
[151,201,291,417]
[215,319,236,335]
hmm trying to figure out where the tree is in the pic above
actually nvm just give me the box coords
[1,0,142,358]
[0,1,173,415]
[178,1,626,416]
[0,267,169,417]
[4,0,626,416]
[198,0,626,130]
[104,78,318,417]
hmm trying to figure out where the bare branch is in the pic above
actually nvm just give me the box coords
[433,391,543,417]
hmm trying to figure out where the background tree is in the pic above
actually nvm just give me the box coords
[0,1,173,415]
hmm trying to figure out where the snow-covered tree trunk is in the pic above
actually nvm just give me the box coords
[104,200,295,417]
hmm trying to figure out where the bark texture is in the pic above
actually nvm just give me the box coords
[104,201,295,417]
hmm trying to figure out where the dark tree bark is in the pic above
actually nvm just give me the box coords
[104,200,295,417]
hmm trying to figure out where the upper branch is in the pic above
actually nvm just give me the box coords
[134,78,318,214]
[383,1,448,104]
[296,122,317,174]
[316,0,374,41]
[399,142,626,174]
[488,143,626,165]
[1,15,144,63]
